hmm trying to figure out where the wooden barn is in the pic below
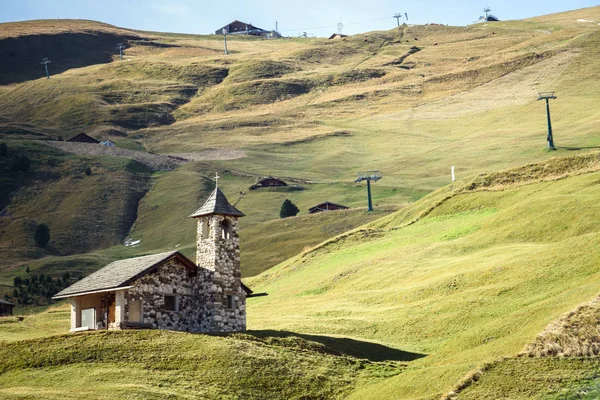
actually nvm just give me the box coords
[0,299,15,316]
[216,20,269,36]
[308,201,349,214]
[67,133,100,144]
[257,177,288,187]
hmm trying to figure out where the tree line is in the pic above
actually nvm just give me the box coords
[9,270,82,306]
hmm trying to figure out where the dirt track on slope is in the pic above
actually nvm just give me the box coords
[46,142,185,171]
[168,149,246,161]
[46,142,247,171]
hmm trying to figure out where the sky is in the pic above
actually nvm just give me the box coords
[0,0,598,36]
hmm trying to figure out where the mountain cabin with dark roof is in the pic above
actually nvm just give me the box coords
[54,184,263,333]
[216,20,269,36]
[328,33,348,40]
[66,133,100,144]
[257,177,288,187]
[0,299,15,316]
[308,201,349,214]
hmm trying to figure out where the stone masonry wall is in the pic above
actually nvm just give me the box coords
[121,254,245,333]
[125,259,210,332]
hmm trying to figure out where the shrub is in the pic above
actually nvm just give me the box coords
[280,199,300,218]
[34,223,50,248]
[84,167,92,176]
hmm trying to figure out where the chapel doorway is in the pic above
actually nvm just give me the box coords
[107,294,116,324]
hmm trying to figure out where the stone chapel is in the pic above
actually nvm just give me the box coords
[54,185,258,333]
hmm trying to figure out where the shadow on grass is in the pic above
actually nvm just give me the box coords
[0,32,139,85]
[244,330,427,362]
[556,146,600,151]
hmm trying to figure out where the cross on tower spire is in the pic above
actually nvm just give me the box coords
[214,172,221,188]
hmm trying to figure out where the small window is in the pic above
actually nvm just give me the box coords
[129,300,142,322]
[226,295,235,309]
[164,295,178,311]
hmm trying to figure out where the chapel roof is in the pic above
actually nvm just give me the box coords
[189,188,245,218]
[53,251,195,299]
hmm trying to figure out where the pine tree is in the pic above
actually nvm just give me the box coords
[34,223,50,248]
[280,199,300,218]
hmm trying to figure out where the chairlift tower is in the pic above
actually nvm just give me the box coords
[538,92,557,149]
[116,43,125,60]
[483,7,491,20]
[393,13,403,27]
[393,12,409,27]
[41,58,51,79]
[355,171,382,212]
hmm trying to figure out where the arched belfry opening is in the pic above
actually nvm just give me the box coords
[221,219,232,240]
[201,219,210,239]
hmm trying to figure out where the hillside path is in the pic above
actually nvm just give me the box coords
[45,141,185,171]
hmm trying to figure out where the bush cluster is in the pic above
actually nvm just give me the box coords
[11,272,77,306]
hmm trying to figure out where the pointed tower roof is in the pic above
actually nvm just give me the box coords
[189,188,245,218]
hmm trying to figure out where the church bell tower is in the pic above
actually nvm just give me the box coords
[189,178,246,332]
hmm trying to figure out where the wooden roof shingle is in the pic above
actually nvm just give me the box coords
[53,251,195,299]
[189,188,245,218]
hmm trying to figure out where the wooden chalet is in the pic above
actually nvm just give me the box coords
[0,299,15,316]
[308,201,349,214]
[216,20,269,36]
[67,133,100,144]
[257,177,288,188]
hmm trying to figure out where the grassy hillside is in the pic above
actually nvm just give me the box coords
[0,322,409,400]
[456,357,600,399]
[0,304,69,342]
[2,8,600,282]
[0,140,150,270]
[0,20,142,85]
[246,152,600,399]
[454,294,600,399]
[116,164,395,276]
[240,207,392,276]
